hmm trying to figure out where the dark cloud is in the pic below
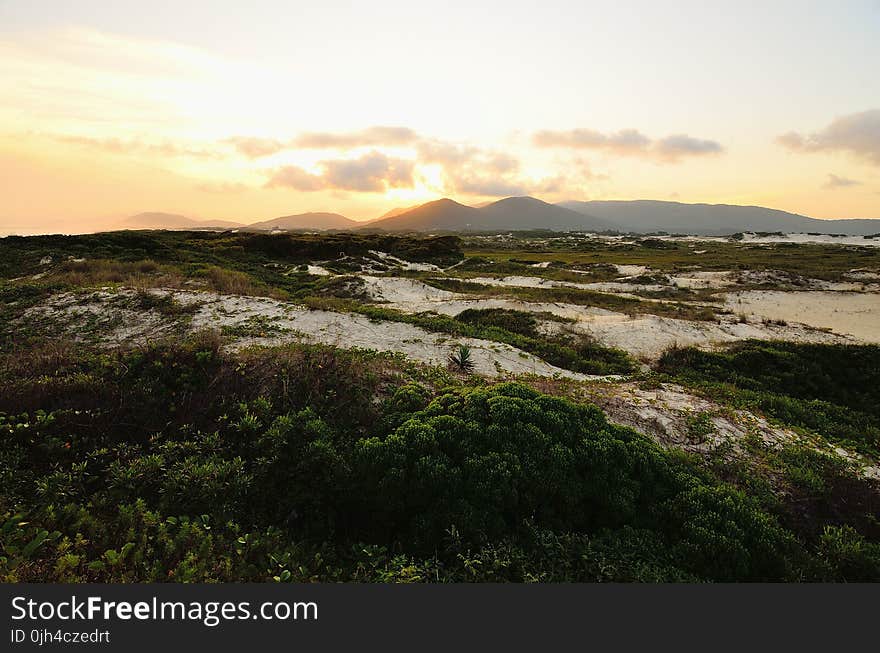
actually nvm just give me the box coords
[265,151,414,193]
[777,109,880,166]
[532,127,722,162]
[823,173,862,189]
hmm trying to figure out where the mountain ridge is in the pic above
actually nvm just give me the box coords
[122,199,880,235]
[366,196,610,232]
[245,212,359,231]
[560,200,880,236]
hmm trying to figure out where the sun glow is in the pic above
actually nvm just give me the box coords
[1,4,878,228]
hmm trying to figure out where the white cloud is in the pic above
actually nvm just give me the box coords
[532,127,723,163]
[777,109,880,166]
[265,150,415,193]
[823,173,862,189]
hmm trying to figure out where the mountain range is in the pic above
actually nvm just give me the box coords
[121,198,880,236]
[124,212,243,230]
[244,212,358,231]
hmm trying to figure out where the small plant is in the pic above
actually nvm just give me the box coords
[685,410,716,443]
[448,344,475,373]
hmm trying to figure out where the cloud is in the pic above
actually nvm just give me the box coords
[533,128,651,155]
[265,150,415,192]
[265,166,326,191]
[321,151,414,191]
[453,177,528,197]
[823,173,862,189]
[53,134,218,158]
[532,127,722,162]
[777,109,880,166]
[225,126,420,158]
[292,126,419,149]
[654,134,723,161]
[413,140,530,197]
[224,136,285,158]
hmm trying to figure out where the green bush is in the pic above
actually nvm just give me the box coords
[658,341,880,455]
[2,340,878,582]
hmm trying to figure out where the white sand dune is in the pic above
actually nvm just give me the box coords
[725,290,880,341]
[30,290,613,382]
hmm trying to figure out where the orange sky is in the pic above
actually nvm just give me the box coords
[1,2,879,233]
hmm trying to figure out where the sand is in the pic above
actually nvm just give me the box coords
[30,289,613,382]
[725,290,880,341]
[355,276,847,359]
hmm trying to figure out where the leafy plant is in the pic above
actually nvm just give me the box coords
[447,344,475,373]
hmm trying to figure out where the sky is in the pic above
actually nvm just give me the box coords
[1,0,879,232]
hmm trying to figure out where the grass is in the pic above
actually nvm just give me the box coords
[463,237,880,282]
[348,302,634,376]
[657,341,880,457]
[423,276,719,321]
[2,338,878,582]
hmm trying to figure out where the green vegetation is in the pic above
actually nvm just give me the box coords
[658,341,880,457]
[2,336,877,582]
[464,235,880,281]
[447,344,475,373]
[0,231,463,298]
[425,277,718,321]
[3,230,879,583]
[334,303,634,376]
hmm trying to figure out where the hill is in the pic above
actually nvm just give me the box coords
[367,196,609,232]
[377,205,419,219]
[559,200,880,236]
[246,212,360,231]
[124,212,242,230]
[478,197,611,231]
[366,198,480,231]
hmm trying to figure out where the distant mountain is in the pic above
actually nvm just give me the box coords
[124,212,242,230]
[479,197,611,231]
[377,205,419,220]
[367,196,610,232]
[559,200,880,236]
[246,212,359,231]
[367,198,480,231]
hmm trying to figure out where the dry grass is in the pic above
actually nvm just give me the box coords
[50,259,186,289]
[200,265,283,298]
[43,259,283,299]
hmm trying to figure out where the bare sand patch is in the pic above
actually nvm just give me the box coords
[356,276,845,359]
[568,381,878,477]
[465,275,659,296]
[29,289,611,382]
[614,264,648,276]
[725,290,880,341]
[368,250,440,271]
[556,312,846,359]
[740,233,880,248]
[670,271,737,289]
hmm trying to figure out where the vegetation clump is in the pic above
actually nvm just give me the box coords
[447,344,475,373]
[658,341,880,456]
[1,338,878,582]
